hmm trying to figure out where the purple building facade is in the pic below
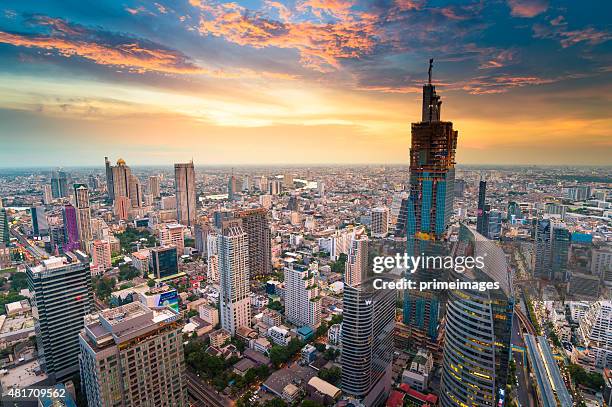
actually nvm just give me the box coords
[63,204,80,252]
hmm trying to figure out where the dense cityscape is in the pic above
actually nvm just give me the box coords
[0,64,610,407]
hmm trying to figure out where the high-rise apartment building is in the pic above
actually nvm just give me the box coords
[0,208,9,244]
[341,282,395,407]
[63,204,80,252]
[174,162,197,226]
[284,260,321,329]
[74,184,93,252]
[148,175,161,199]
[218,219,250,335]
[577,301,612,369]
[345,228,367,286]
[111,158,132,200]
[27,256,93,381]
[403,60,458,341]
[79,302,186,406]
[440,225,513,407]
[90,240,112,275]
[236,208,272,277]
[370,207,389,238]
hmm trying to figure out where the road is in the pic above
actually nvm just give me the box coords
[10,226,47,259]
[186,371,232,407]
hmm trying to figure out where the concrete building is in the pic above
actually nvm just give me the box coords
[218,219,251,335]
[73,184,93,252]
[90,240,112,276]
[284,260,321,329]
[174,162,197,227]
[159,223,185,256]
[198,303,219,326]
[148,175,161,199]
[345,227,367,287]
[27,257,93,381]
[236,208,272,277]
[79,302,186,406]
[370,207,389,238]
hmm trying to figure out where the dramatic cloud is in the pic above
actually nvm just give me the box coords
[534,22,611,48]
[0,16,204,74]
[191,0,381,71]
[507,0,548,18]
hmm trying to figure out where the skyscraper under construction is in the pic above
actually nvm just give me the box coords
[402,60,458,344]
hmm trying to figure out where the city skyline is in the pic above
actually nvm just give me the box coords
[0,0,611,167]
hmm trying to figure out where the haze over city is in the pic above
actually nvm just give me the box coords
[1,0,611,166]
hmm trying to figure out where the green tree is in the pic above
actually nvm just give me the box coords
[318,366,341,385]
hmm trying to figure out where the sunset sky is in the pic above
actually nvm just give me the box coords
[0,0,610,167]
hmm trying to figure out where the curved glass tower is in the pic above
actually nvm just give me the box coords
[440,225,514,407]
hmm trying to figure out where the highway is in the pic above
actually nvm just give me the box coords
[186,371,232,407]
[10,225,47,259]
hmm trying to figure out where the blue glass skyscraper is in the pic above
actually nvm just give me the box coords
[402,60,458,342]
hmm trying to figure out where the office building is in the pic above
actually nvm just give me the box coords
[218,219,251,335]
[111,158,132,201]
[174,162,197,227]
[150,246,179,279]
[371,207,389,238]
[63,204,80,252]
[74,184,93,252]
[268,178,282,195]
[104,156,114,200]
[551,226,571,281]
[284,260,321,329]
[159,223,185,256]
[27,256,93,381]
[592,248,612,277]
[345,228,367,286]
[440,225,514,407]
[476,179,487,235]
[341,282,395,407]
[128,175,142,208]
[534,218,552,280]
[403,60,458,341]
[487,210,502,240]
[148,175,161,199]
[79,302,186,406]
[31,206,49,237]
[51,169,69,199]
[236,208,272,277]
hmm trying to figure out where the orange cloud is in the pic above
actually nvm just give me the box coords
[0,31,204,74]
[507,0,548,18]
[192,0,380,72]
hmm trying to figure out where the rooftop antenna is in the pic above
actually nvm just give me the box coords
[428,58,433,85]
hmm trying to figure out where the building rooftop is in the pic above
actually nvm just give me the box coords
[0,359,47,390]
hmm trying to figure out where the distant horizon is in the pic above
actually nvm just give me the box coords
[1,162,611,170]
